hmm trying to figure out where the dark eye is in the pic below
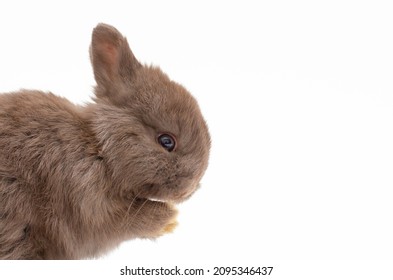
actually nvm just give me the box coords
[157,133,177,152]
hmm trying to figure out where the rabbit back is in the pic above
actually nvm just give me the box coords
[0,90,106,259]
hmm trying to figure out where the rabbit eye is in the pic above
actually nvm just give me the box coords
[157,133,176,152]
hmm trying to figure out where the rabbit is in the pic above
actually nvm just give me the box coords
[0,23,210,259]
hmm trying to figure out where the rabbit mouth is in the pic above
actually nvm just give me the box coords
[146,197,168,203]
[136,184,178,204]
[140,195,176,205]
[134,181,200,204]
[131,196,174,209]
[134,187,176,205]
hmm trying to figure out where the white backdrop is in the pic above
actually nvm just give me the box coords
[1,0,393,263]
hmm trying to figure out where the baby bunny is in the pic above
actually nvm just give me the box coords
[0,23,210,259]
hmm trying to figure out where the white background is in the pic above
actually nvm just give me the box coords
[1,0,393,277]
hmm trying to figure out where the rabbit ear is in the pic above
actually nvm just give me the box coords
[90,23,141,99]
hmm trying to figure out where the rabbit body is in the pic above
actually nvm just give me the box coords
[0,24,210,259]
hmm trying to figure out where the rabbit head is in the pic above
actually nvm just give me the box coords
[89,24,211,204]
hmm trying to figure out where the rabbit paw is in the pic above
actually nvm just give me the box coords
[160,206,178,235]
[128,199,179,238]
